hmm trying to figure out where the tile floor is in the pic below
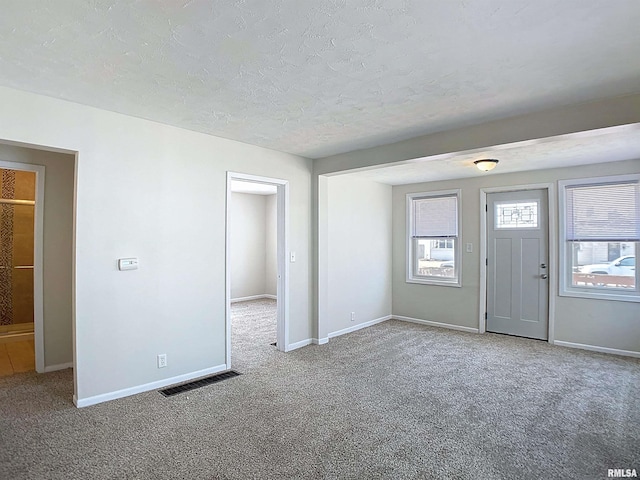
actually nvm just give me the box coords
[0,338,34,376]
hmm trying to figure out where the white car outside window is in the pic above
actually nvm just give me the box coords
[579,255,635,276]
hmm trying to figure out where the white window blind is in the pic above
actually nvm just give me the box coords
[412,195,458,238]
[565,180,640,241]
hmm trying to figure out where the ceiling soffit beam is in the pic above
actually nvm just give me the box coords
[313,93,640,176]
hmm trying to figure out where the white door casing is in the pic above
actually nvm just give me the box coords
[486,189,549,340]
[0,160,45,372]
[225,172,290,369]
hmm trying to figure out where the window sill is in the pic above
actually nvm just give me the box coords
[406,277,461,288]
[560,289,640,303]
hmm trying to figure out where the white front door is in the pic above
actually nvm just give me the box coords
[487,189,549,340]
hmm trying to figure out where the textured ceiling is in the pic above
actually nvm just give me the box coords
[0,1,639,158]
[338,124,640,185]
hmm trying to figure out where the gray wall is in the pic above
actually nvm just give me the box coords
[392,159,640,352]
[230,192,276,299]
[0,143,74,367]
[326,176,392,335]
[313,91,640,355]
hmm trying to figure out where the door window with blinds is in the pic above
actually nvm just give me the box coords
[407,190,461,286]
[559,174,640,301]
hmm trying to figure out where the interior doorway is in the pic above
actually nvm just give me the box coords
[0,162,45,375]
[225,172,289,369]
[0,142,75,407]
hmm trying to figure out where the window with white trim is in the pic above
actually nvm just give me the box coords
[559,174,640,302]
[407,190,461,286]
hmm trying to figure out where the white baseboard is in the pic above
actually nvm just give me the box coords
[230,294,276,303]
[393,315,479,334]
[286,336,330,351]
[287,339,313,350]
[73,364,228,408]
[554,340,640,358]
[43,362,73,373]
[287,338,329,352]
[328,315,392,339]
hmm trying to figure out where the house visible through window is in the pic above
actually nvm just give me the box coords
[559,175,640,302]
[432,239,454,249]
[407,190,461,286]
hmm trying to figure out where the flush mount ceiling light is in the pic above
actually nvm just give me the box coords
[474,159,499,172]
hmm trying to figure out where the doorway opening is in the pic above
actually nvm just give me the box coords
[479,184,556,343]
[0,142,75,400]
[0,162,44,376]
[225,172,289,370]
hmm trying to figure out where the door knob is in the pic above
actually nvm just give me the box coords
[540,274,548,279]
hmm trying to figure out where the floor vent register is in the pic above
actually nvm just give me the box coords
[159,371,241,397]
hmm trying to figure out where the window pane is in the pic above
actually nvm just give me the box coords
[571,241,636,290]
[414,238,456,279]
[495,201,539,229]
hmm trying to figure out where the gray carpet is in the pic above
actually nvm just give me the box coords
[0,298,638,479]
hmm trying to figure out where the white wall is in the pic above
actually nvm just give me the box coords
[230,192,276,299]
[0,86,312,404]
[326,176,392,337]
[0,144,74,368]
[392,159,640,353]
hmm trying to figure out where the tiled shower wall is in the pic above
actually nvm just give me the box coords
[0,169,35,326]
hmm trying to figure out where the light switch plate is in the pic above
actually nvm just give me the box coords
[118,257,138,271]
[466,243,473,253]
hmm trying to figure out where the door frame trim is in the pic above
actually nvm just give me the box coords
[0,160,45,372]
[225,171,290,369]
[479,183,556,344]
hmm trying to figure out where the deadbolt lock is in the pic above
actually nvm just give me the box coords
[540,263,547,269]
